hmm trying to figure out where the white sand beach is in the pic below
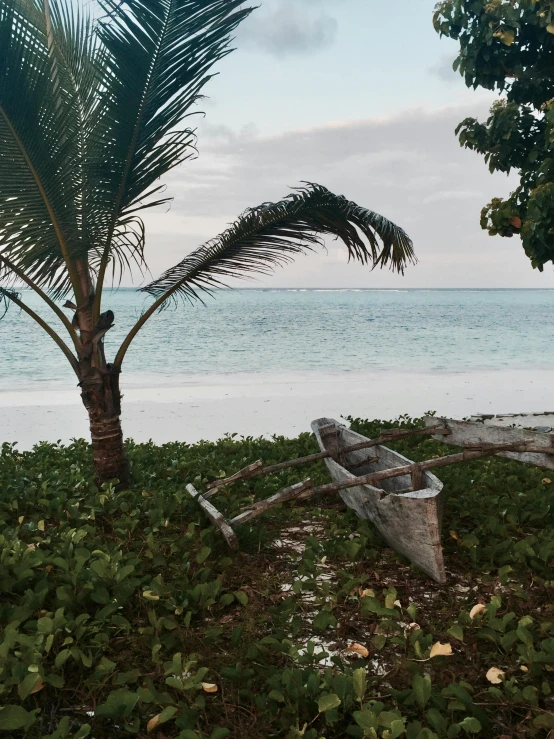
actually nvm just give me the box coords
[1,368,553,449]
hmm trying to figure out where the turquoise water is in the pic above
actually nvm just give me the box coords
[1,288,554,391]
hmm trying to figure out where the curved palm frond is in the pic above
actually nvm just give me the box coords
[92,0,254,311]
[141,183,416,304]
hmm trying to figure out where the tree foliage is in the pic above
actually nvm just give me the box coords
[434,0,554,270]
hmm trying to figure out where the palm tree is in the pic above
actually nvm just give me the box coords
[0,0,416,486]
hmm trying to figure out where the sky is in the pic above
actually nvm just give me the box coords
[139,0,554,289]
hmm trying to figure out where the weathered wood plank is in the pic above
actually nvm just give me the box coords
[425,417,554,470]
[185,484,238,550]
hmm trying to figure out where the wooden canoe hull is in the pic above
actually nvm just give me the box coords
[312,418,446,583]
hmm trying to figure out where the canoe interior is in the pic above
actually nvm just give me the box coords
[313,418,443,498]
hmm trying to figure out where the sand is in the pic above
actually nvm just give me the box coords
[0,368,553,449]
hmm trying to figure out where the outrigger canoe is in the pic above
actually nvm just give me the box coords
[311,417,446,583]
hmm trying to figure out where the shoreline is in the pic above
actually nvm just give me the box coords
[1,368,553,449]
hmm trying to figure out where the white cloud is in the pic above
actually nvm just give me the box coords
[140,102,554,288]
[236,0,338,57]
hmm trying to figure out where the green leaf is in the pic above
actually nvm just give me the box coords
[54,649,72,668]
[196,546,211,564]
[154,706,178,725]
[318,694,341,713]
[313,609,336,632]
[230,625,244,647]
[413,674,432,708]
[353,709,378,731]
[447,625,464,642]
[533,713,554,729]
[210,729,230,739]
[17,673,42,700]
[0,705,36,731]
[95,688,139,719]
[459,717,482,734]
[426,709,447,733]
[234,590,248,606]
[389,719,406,739]
[269,690,285,703]
[37,616,54,634]
[352,667,367,701]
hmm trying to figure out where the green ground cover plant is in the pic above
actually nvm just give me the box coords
[0,417,553,738]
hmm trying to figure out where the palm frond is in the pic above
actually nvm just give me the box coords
[0,285,19,319]
[141,183,416,304]
[92,0,254,299]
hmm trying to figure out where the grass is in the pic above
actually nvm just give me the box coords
[0,416,553,738]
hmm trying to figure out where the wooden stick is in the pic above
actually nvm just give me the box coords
[205,460,263,495]
[411,463,425,491]
[185,484,238,550]
[206,425,451,494]
[229,479,313,526]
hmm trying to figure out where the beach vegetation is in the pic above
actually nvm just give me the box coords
[0,0,415,486]
[434,0,554,272]
[1,416,553,737]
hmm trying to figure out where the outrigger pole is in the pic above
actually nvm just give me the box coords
[205,425,452,495]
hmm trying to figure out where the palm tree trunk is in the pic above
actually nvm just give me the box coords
[80,364,129,487]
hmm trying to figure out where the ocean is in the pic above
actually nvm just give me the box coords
[1,288,554,392]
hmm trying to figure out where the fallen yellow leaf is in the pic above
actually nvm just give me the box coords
[142,590,160,601]
[469,603,486,619]
[520,665,529,673]
[543,478,552,485]
[360,588,375,598]
[394,599,402,608]
[486,667,505,684]
[346,643,369,658]
[146,714,161,734]
[202,682,218,693]
[430,642,453,658]
[449,530,459,540]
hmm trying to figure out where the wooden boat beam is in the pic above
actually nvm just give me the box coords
[299,440,554,501]
[186,484,239,550]
[185,479,313,549]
